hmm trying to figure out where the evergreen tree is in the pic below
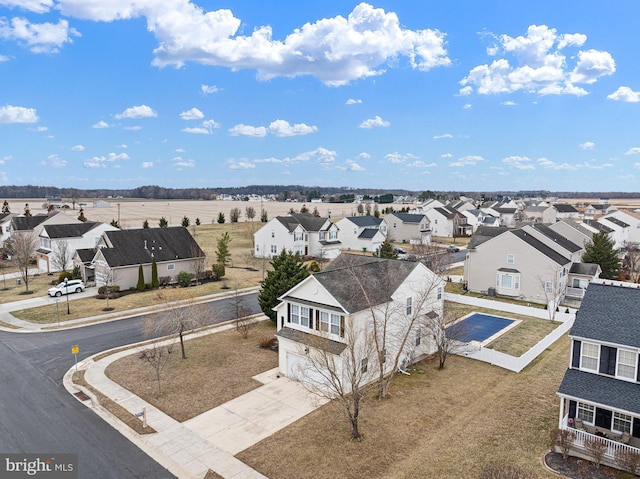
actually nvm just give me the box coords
[77,208,87,222]
[158,216,168,228]
[260,209,268,222]
[2,200,9,213]
[195,217,201,226]
[217,212,225,224]
[24,203,32,216]
[142,219,149,228]
[582,230,620,279]
[181,216,190,227]
[137,264,145,291]
[110,219,120,229]
[215,232,232,265]
[258,250,309,322]
[151,257,159,288]
[378,240,398,259]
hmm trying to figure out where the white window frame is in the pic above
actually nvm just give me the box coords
[299,306,310,328]
[500,274,513,289]
[613,412,632,433]
[580,342,599,371]
[616,349,637,380]
[545,281,554,293]
[320,311,341,336]
[329,230,338,240]
[577,402,595,424]
[271,245,277,254]
[361,357,368,373]
[415,328,421,346]
[167,264,175,271]
[437,287,443,300]
[507,254,515,265]
[406,297,412,316]
[294,232,304,241]
[290,304,300,324]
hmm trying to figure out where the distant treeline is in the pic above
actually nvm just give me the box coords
[0,184,638,201]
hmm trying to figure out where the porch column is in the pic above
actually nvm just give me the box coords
[558,397,565,428]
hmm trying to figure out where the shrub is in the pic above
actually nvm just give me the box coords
[584,437,607,469]
[258,335,278,350]
[615,448,640,476]
[308,260,320,272]
[177,271,192,287]
[159,276,171,287]
[145,283,153,289]
[211,263,225,280]
[98,285,120,295]
[58,271,73,282]
[71,265,82,280]
[550,428,575,460]
[136,264,145,291]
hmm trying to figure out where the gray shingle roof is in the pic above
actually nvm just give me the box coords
[510,229,570,265]
[570,283,640,348]
[569,263,600,276]
[358,228,379,239]
[602,217,630,228]
[392,212,426,223]
[11,215,49,231]
[276,327,347,355]
[434,207,455,219]
[558,368,640,415]
[276,213,329,232]
[553,203,579,213]
[314,254,418,313]
[526,224,582,253]
[101,226,205,268]
[584,220,614,233]
[75,248,97,264]
[42,222,102,239]
[346,216,382,227]
[468,226,511,249]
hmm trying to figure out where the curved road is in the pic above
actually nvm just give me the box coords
[0,292,260,478]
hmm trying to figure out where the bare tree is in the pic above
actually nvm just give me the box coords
[229,207,241,223]
[615,448,640,476]
[550,428,575,460]
[95,263,120,311]
[146,291,210,359]
[584,437,607,469]
[51,239,72,272]
[412,242,451,275]
[189,245,206,285]
[293,321,378,440]
[245,206,256,222]
[5,232,38,292]
[139,343,173,395]
[425,309,470,369]
[623,243,640,282]
[538,265,568,322]
[231,288,255,339]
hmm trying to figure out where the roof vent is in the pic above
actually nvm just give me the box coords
[144,240,147,249]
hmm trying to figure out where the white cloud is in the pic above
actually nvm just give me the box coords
[345,160,365,171]
[0,54,8,61]
[537,157,577,170]
[0,0,54,13]
[200,84,220,95]
[117,144,127,149]
[359,115,390,129]
[433,133,453,139]
[228,124,267,137]
[83,152,129,168]
[579,141,595,150]
[346,98,362,105]
[625,147,640,155]
[406,160,437,168]
[0,17,80,53]
[92,120,110,128]
[463,103,472,109]
[501,100,517,106]
[0,155,11,164]
[141,161,153,168]
[384,152,418,164]
[0,104,38,123]
[269,119,317,137]
[175,148,185,153]
[356,152,370,160]
[115,105,157,119]
[449,155,483,167]
[124,125,142,131]
[32,125,47,132]
[502,155,535,170]
[181,127,209,134]
[173,157,195,168]
[608,86,640,103]
[71,144,85,151]
[227,159,256,170]
[56,2,450,86]
[460,25,614,96]
[179,107,204,120]
[40,153,66,167]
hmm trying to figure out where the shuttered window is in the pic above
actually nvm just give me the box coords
[581,342,598,371]
[617,349,637,380]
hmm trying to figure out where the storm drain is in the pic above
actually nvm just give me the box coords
[74,391,90,401]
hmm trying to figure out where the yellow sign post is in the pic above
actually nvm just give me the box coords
[72,345,79,373]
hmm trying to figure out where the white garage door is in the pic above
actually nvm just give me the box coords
[287,352,329,388]
[38,258,48,273]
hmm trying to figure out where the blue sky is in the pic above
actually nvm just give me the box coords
[1,1,640,192]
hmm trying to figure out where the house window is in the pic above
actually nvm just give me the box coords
[271,231,275,238]
[256,245,260,252]
[320,311,341,336]
[545,281,554,293]
[381,348,387,363]
[507,254,515,265]
[406,297,412,316]
[271,245,277,254]
[580,342,599,371]
[329,230,338,240]
[167,264,175,271]
[294,232,303,241]
[415,328,421,346]
[500,274,513,289]
[577,402,594,424]
[613,412,632,433]
[300,306,310,327]
[617,349,637,380]
[319,232,326,241]
[361,358,368,373]
[437,287,443,300]
[290,304,300,324]
[572,278,588,289]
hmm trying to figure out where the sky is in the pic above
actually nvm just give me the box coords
[1,1,640,193]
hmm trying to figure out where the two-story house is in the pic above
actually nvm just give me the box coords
[557,283,640,469]
[274,253,444,391]
[602,210,640,246]
[553,203,582,220]
[583,203,618,220]
[334,216,386,253]
[384,212,431,243]
[254,213,341,259]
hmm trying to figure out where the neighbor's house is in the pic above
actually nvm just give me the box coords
[384,212,431,244]
[565,263,602,304]
[553,203,582,220]
[253,213,341,259]
[334,216,387,253]
[583,202,617,220]
[597,216,630,249]
[548,220,593,249]
[557,283,640,470]
[9,211,82,240]
[602,210,640,245]
[0,212,16,246]
[581,220,620,248]
[81,226,206,290]
[522,205,557,224]
[274,253,444,391]
[519,224,584,263]
[423,207,473,239]
[36,222,119,273]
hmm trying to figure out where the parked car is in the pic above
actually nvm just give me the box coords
[447,245,460,253]
[393,246,407,255]
[48,279,85,297]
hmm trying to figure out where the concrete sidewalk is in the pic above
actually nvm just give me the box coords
[65,322,328,479]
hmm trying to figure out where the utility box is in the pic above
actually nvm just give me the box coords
[487,287,496,297]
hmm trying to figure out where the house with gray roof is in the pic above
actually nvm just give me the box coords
[384,212,431,243]
[548,220,593,248]
[553,203,582,220]
[523,205,557,224]
[10,211,81,240]
[253,213,340,259]
[334,216,387,253]
[274,253,444,392]
[88,226,206,289]
[557,283,640,468]
[36,221,119,273]
[584,202,617,220]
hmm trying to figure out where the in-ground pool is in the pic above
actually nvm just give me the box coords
[448,313,516,343]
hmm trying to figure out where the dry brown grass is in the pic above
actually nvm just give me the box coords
[105,320,278,422]
[237,335,569,479]
[445,301,560,356]
[72,370,156,435]
[0,272,57,302]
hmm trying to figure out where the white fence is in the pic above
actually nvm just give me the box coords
[445,293,575,373]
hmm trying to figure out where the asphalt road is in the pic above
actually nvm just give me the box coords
[0,292,260,479]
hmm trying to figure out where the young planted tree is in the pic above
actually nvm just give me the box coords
[181,216,190,227]
[584,437,607,469]
[538,265,569,321]
[260,209,268,222]
[2,200,9,213]
[229,208,241,223]
[299,204,309,214]
[151,257,159,288]
[215,232,232,266]
[110,219,120,228]
[615,448,640,476]
[245,206,256,222]
[231,288,255,339]
[550,428,575,460]
[5,233,38,293]
[77,208,87,222]
[217,212,225,224]
[378,240,398,259]
[312,206,320,218]
[582,230,620,279]
[427,309,470,370]
[139,343,173,395]
[137,264,145,291]
[158,217,168,228]
[51,239,73,273]
[142,219,149,228]
[24,203,31,216]
[356,203,364,215]
[258,250,309,323]
[195,217,201,226]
